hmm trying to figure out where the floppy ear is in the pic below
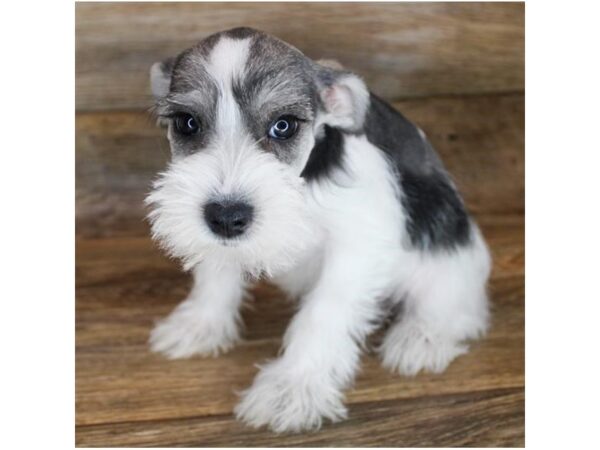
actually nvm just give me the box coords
[314,61,370,132]
[150,57,175,100]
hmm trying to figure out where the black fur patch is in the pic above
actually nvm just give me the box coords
[300,126,344,181]
[364,94,471,250]
[400,171,471,250]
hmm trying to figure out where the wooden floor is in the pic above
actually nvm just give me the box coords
[76,216,523,447]
[75,90,524,446]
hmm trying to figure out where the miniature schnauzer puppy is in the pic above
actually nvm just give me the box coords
[146,27,491,433]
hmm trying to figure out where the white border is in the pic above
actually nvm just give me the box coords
[1,0,74,449]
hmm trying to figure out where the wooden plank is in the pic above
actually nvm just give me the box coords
[75,276,523,423]
[75,2,524,111]
[76,294,523,427]
[75,214,523,288]
[76,388,524,447]
[75,216,523,434]
[75,93,524,238]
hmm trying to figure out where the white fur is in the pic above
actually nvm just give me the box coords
[150,262,245,358]
[147,35,491,433]
[207,37,250,145]
[380,226,491,375]
[236,135,402,430]
[205,36,251,84]
[148,132,491,432]
[317,74,370,131]
[232,135,490,431]
[146,141,318,278]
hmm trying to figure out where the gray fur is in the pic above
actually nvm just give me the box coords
[151,28,349,162]
[150,27,472,251]
[231,31,320,163]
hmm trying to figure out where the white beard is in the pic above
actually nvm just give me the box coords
[146,144,320,278]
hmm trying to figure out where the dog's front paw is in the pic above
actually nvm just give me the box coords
[149,302,239,359]
[234,361,347,433]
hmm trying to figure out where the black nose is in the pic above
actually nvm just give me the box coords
[203,201,254,238]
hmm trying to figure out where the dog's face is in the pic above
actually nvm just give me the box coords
[146,28,369,276]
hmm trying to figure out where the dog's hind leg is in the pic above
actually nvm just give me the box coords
[149,261,245,359]
[380,227,491,376]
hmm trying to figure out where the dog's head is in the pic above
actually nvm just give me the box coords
[146,27,369,276]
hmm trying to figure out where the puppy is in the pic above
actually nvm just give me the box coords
[146,27,491,433]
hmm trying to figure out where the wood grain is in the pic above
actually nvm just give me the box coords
[76,388,524,447]
[75,215,524,446]
[75,2,524,111]
[76,93,524,238]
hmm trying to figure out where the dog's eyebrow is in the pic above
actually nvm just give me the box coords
[155,91,209,117]
[262,102,314,121]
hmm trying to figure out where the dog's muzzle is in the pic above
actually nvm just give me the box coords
[203,201,254,239]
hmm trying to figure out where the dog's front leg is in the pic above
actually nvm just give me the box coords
[149,262,245,359]
[235,247,383,433]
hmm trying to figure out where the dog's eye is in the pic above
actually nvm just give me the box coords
[268,116,298,140]
[173,113,200,136]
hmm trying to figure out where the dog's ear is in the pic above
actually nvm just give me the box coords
[150,57,175,100]
[314,61,370,132]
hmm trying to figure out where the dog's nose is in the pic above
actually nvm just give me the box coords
[203,201,254,238]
